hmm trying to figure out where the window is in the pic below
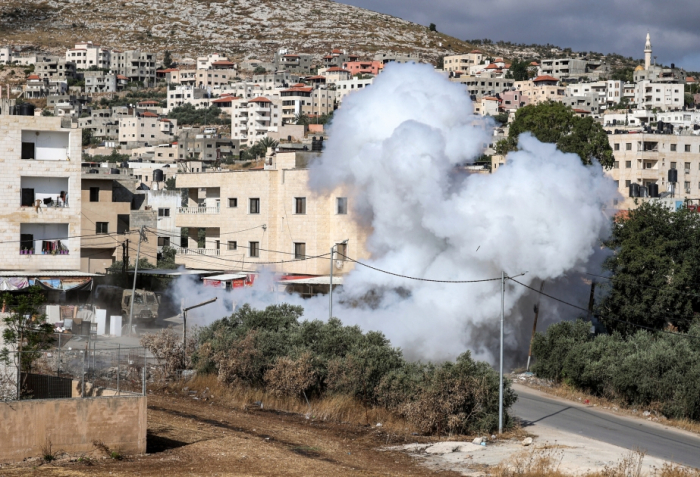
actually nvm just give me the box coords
[249,241,259,257]
[228,198,238,208]
[294,197,306,214]
[89,187,100,202]
[686,145,692,153]
[625,161,631,169]
[157,236,170,247]
[249,198,260,214]
[614,143,620,151]
[228,241,237,251]
[671,144,677,152]
[96,222,108,234]
[625,180,631,187]
[21,188,34,207]
[21,142,35,160]
[613,161,619,169]
[337,197,348,214]
[686,162,691,172]
[294,242,306,259]
[685,181,691,191]
[626,143,632,151]
[158,208,170,217]
[614,180,620,187]
[671,162,677,169]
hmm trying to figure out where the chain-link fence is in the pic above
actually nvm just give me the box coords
[1,344,158,401]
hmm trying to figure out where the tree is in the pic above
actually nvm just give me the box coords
[107,257,155,274]
[610,67,634,84]
[0,288,54,382]
[294,113,310,126]
[82,128,93,147]
[163,50,173,69]
[685,93,695,108]
[165,177,177,190]
[598,201,700,335]
[253,66,267,75]
[495,101,615,168]
[428,23,437,32]
[505,59,530,81]
[493,112,509,125]
[157,246,177,269]
[436,55,445,70]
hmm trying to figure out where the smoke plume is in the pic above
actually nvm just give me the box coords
[176,63,619,366]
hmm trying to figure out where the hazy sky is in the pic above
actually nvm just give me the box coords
[338,0,700,71]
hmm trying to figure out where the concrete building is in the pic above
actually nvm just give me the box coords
[321,49,358,69]
[335,77,374,103]
[146,190,181,251]
[252,72,300,90]
[112,50,156,87]
[118,112,178,148]
[231,96,282,146]
[373,52,420,65]
[66,42,111,70]
[273,50,314,74]
[539,57,602,80]
[174,151,369,274]
[634,80,684,111]
[443,51,485,73]
[0,116,82,271]
[0,46,11,64]
[194,68,237,88]
[606,132,700,209]
[474,96,501,116]
[35,56,77,81]
[341,61,383,76]
[321,67,352,84]
[515,76,565,105]
[633,34,686,84]
[78,109,120,140]
[84,70,118,93]
[451,74,514,100]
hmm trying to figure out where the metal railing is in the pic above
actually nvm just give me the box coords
[177,206,220,214]
[1,344,156,402]
[173,245,220,256]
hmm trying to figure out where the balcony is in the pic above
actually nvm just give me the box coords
[20,223,71,255]
[173,245,220,256]
[178,206,219,214]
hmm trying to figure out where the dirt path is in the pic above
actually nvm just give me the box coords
[0,393,462,476]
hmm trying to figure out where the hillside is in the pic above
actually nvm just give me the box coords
[0,0,476,63]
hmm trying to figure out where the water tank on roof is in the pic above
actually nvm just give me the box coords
[629,183,640,198]
[19,103,35,116]
[649,183,659,198]
[658,120,664,131]
[668,169,678,183]
[153,169,164,182]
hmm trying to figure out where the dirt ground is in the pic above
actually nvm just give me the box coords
[0,392,464,476]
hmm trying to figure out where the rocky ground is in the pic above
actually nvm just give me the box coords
[0,0,475,62]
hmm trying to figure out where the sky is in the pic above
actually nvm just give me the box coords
[339,0,700,71]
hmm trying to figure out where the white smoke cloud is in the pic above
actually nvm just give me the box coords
[174,63,619,366]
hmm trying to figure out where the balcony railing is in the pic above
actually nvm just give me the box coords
[173,246,220,256]
[178,206,219,214]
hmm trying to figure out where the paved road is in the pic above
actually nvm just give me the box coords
[512,384,700,469]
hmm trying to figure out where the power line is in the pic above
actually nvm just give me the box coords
[337,253,518,283]
[508,277,699,340]
[585,271,700,300]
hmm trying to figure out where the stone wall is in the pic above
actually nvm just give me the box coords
[0,395,147,463]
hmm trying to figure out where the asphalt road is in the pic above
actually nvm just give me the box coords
[512,384,700,469]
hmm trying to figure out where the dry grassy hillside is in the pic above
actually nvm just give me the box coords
[0,0,476,62]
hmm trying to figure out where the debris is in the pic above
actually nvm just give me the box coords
[522,437,533,446]
[643,411,651,417]
[376,423,382,427]
[472,437,483,445]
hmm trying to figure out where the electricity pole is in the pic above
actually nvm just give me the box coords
[499,271,505,435]
[182,297,217,363]
[329,239,348,320]
[527,280,545,372]
[128,226,146,336]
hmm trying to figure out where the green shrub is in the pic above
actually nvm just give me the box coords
[190,304,514,434]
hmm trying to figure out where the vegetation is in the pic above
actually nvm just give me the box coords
[505,59,530,81]
[107,257,155,274]
[163,50,173,69]
[84,149,131,163]
[166,304,519,435]
[531,318,700,421]
[294,111,334,126]
[240,137,278,161]
[166,103,229,126]
[157,246,177,269]
[428,23,437,32]
[610,67,634,83]
[0,288,54,380]
[253,66,267,75]
[598,201,700,335]
[98,89,167,109]
[495,101,615,168]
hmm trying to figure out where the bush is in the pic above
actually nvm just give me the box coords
[532,319,700,420]
[188,304,514,434]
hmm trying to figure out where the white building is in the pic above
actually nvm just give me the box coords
[66,42,112,70]
[146,190,181,251]
[635,80,684,111]
[231,96,282,146]
[335,77,374,103]
[0,47,11,65]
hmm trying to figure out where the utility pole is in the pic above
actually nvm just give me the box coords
[181,297,217,363]
[499,271,505,435]
[329,239,348,320]
[526,280,545,372]
[586,280,596,321]
[128,226,146,337]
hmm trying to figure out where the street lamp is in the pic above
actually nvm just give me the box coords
[329,239,348,320]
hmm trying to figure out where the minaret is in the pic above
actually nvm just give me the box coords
[644,32,652,70]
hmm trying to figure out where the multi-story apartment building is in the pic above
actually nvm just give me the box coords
[111,50,156,87]
[540,57,602,80]
[321,49,359,69]
[35,56,77,81]
[341,61,383,76]
[252,72,301,90]
[197,53,233,70]
[145,190,181,252]
[273,50,314,74]
[0,46,11,64]
[606,133,700,209]
[65,42,112,70]
[193,68,237,88]
[335,77,374,103]
[634,80,684,111]
[78,109,119,140]
[452,74,514,100]
[174,151,369,275]
[443,51,485,73]
[84,70,118,93]
[514,76,565,105]
[231,96,283,146]
[373,52,420,65]
[118,112,178,148]
[0,116,82,271]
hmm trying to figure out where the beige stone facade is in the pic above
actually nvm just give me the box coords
[0,116,82,271]
[443,52,484,73]
[606,133,700,209]
[174,152,370,275]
